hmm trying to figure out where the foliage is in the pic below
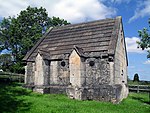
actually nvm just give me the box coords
[137,18,150,58]
[128,79,150,86]
[0,6,70,73]
[0,81,149,113]
[10,62,25,74]
[0,54,12,71]
[48,16,70,27]
[133,73,140,82]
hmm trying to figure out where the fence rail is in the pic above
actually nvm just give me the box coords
[0,72,24,83]
[129,85,150,93]
[0,72,24,76]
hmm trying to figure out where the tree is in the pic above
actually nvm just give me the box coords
[0,6,70,73]
[137,18,150,58]
[133,73,139,82]
[0,54,12,71]
[48,17,70,27]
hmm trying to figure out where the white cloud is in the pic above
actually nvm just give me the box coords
[125,37,146,53]
[129,0,150,23]
[50,0,116,23]
[144,60,150,64]
[0,0,59,18]
[0,0,116,23]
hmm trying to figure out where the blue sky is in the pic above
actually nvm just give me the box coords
[0,0,150,80]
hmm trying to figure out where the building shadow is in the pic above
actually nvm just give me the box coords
[0,80,32,113]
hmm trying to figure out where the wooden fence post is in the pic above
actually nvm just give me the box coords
[137,85,139,93]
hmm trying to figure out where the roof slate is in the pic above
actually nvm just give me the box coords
[23,16,122,61]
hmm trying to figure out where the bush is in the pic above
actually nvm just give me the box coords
[133,73,139,82]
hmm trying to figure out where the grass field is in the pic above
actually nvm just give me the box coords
[0,82,149,113]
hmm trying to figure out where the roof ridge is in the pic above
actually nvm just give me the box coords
[52,17,117,30]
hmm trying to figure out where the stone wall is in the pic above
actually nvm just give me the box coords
[57,60,70,85]
[43,60,50,85]
[50,61,59,84]
[50,60,70,86]
[35,53,44,86]
[114,23,127,85]
[114,23,128,99]
[69,50,82,87]
[67,84,123,103]
[85,58,110,88]
[67,49,125,102]
[25,62,35,85]
[69,50,111,87]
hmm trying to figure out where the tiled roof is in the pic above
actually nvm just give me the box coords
[23,16,122,61]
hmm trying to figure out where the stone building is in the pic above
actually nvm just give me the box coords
[23,16,128,103]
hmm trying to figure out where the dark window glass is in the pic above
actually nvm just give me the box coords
[89,61,95,66]
[61,61,66,67]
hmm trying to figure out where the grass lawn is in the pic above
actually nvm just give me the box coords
[0,82,149,113]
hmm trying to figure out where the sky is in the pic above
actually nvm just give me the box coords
[0,0,150,81]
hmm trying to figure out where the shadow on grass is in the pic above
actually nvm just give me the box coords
[131,94,150,105]
[0,80,32,113]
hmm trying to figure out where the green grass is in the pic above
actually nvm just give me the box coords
[0,82,149,113]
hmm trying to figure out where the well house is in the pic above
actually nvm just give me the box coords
[23,16,128,103]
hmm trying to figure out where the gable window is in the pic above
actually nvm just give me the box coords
[89,61,95,67]
[61,61,66,67]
